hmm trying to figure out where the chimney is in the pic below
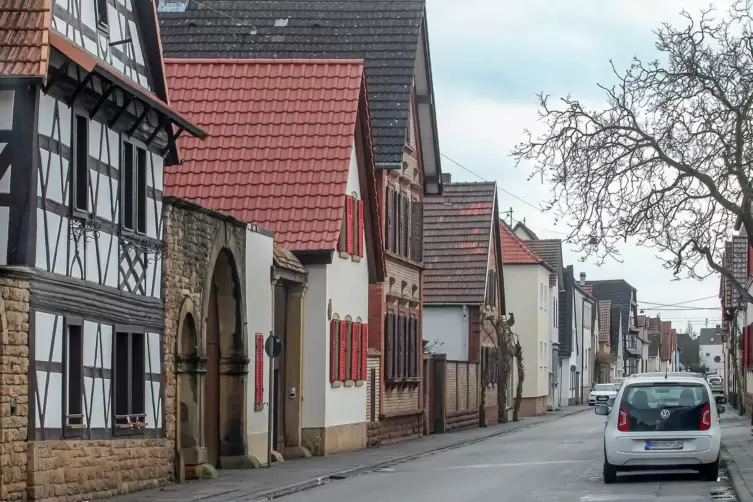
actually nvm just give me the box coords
[579,272,586,286]
[441,173,452,185]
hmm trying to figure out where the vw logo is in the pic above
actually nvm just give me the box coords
[660,409,671,419]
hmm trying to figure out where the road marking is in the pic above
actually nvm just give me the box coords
[439,460,591,470]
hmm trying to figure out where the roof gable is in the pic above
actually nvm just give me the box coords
[423,182,497,304]
[512,221,538,240]
[163,59,376,254]
[500,222,553,269]
[157,0,443,193]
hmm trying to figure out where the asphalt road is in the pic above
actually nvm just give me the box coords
[276,411,738,502]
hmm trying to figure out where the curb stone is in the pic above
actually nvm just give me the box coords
[253,406,592,500]
[721,444,753,502]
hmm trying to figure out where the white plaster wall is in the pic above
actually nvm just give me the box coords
[423,306,465,360]
[302,264,327,429]
[558,356,571,407]
[245,227,274,437]
[502,264,547,399]
[700,343,725,375]
[536,266,551,397]
[323,140,369,428]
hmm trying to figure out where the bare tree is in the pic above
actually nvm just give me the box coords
[482,313,523,423]
[512,1,753,301]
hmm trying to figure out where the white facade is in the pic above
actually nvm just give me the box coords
[302,141,369,430]
[423,306,466,360]
[700,342,725,375]
[503,264,550,405]
[244,227,275,454]
[573,286,595,397]
[547,281,559,411]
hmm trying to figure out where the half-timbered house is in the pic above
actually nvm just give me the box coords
[0,0,204,499]
[163,58,385,456]
[157,0,443,447]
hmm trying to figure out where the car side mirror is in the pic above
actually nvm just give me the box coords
[717,405,726,415]
[595,405,610,416]
[715,395,727,405]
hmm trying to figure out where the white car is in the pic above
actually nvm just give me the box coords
[595,373,725,483]
[589,384,618,406]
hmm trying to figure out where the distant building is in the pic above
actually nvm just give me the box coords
[699,326,724,376]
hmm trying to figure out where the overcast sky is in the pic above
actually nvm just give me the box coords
[426,0,734,333]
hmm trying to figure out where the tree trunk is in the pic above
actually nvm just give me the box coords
[513,341,524,422]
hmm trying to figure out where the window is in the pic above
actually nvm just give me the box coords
[385,187,422,261]
[329,317,368,383]
[64,321,84,429]
[338,194,364,258]
[485,269,497,307]
[384,313,420,381]
[620,383,709,432]
[114,331,146,431]
[121,142,148,233]
[95,0,109,29]
[71,113,89,214]
[553,298,558,327]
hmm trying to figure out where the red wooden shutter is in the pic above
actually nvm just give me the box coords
[357,199,364,257]
[361,324,368,381]
[407,317,414,377]
[384,314,393,379]
[339,320,348,381]
[351,321,361,380]
[330,320,339,382]
[346,196,355,254]
[254,334,264,405]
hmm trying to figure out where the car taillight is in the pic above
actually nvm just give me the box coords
[700,404,711,430]
[618,408,629,432]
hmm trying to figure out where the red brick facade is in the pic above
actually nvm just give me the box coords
[367,95,427,446]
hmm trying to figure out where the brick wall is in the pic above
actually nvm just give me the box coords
[0,276,30,501]
[383,386,419,414]
[365,355,381,422]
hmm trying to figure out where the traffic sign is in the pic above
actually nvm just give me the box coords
[265,334,283,358]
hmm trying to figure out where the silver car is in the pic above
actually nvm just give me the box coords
[589,383,618,406]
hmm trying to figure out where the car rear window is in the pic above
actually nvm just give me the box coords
[620,383,709,432]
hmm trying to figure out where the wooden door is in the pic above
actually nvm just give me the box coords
[205,283,220,466]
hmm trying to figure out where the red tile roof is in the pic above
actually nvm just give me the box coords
[0,0,51,77]
[423,182,498,304]
[598,300,611,343]
[163,59,381,256]
[500,222,552,268]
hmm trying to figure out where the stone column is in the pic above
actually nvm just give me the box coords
[284,284,309,458]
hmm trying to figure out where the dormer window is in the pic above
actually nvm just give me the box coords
[95,0,109,30]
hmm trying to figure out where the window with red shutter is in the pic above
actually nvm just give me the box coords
[254,334,264,405]
[339,319,348,381]
[357,199,364,257]
[401,196,410,257]
[351,320,361,380]
[361,324,368,381]
[346,196,355,254]
[330,319,339,382]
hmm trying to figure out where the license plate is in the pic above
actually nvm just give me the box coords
[645,440,683,451]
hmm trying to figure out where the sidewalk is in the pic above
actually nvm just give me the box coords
[721,410,753,502]
[110,405,591,502]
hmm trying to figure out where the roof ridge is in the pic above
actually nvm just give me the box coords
[499,220,547,265]
[164,58,366,65]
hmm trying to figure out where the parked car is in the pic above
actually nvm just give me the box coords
[589,384,618,406]
[707,376,723,395]
[595,373,726,483]
[611,377,625,389]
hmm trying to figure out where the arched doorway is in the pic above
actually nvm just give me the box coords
[178,314,199,451]
[205,248,246,467]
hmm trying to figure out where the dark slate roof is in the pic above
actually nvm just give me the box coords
[524,239,562,287]
[157,0,435,173]
[698,326,723,345]
[424,182,497,304]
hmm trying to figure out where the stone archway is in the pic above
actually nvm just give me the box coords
[175,298,208,481]
[204,248,248,468]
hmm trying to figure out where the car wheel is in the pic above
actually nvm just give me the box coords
[603,461,617,484]
[699,456,719,482]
